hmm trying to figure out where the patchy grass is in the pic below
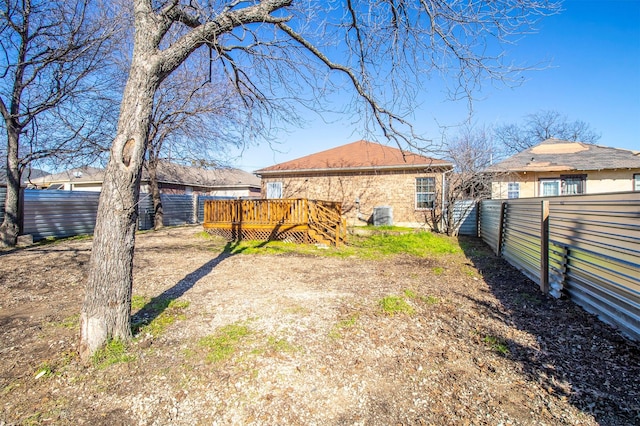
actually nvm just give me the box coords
[348,231,460,259]
[34,363,54,380]
[91,339,135,369]
[222,240,357,259]
[267,336,298,353]
[363,225,416,232]
[198,323,252,363]
[132,297,190,337]
[479,333,510,356]
[432,266,445,275]
[379,295,415,316]
[329,314,360,339]
[131,295,148,310]
[403,289,418,299]
[49,314,79,329]
[220,230,460,261]
[421,295,440,305]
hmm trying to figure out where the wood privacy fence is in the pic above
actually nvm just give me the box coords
[479,192,640,341]
[203,198,347,246]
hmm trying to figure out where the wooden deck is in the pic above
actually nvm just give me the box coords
[203,199,347,245]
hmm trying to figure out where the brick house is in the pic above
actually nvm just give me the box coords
[488,138,640,199]
[254,140,453,227]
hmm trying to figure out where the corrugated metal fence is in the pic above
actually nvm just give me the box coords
[137,193,198,228]
[452,200,478,236]
[23,190,100,240]
[479,192,640,341]
[0,189,234,240]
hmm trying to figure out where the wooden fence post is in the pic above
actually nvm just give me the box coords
[540,200,550,294]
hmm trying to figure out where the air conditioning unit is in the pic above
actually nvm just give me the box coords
[373,206,393,226]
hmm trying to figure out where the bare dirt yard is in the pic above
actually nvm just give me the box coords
[0,225,638,425]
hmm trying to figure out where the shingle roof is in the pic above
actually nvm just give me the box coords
[1,166,47,185]
[29,166,105,185]
[29,162,260,188]
[487,138,640,173]
[151,161,260,188]
[255,140,451,174]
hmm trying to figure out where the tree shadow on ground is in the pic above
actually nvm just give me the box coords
[458,236,640,426]
[131,239,269,333]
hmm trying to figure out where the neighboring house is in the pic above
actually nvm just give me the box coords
[488,138,640,199]
[254,140,453,227]
[0,165,48,188]
[28,161,261,198]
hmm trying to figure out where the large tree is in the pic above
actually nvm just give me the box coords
[0,0,117,246]
[495,109,601,155]
[80,0,561,359]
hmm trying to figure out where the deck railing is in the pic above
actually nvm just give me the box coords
[203,199,346,245]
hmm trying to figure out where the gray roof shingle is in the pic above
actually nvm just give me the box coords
[487,138,640,173]
[28,162,260,189]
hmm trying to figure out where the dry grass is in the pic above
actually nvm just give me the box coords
[0,225,638,425]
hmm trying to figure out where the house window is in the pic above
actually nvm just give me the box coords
[507,182,520,199]
[416,177,435,209]
[561,174,586,195]
[540,175,586,196]
[540,179,560,196]
[266,181,282,199]
[634,174,640,191]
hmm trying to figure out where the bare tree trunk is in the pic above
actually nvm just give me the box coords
[79,58,160,360]
[0,127,21,247]
[147,158,164,230]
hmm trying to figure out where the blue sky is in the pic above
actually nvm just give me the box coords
[230,0,640,172]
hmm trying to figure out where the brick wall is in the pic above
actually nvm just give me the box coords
[261,169,444,227]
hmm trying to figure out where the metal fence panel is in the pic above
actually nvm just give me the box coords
[481,192,640,341]
[22,189,100,240]
[501,199,542,284]
[137,193,154,231]
[453,200,477,236]
[548,192,640,340]
[160,194,195,227]
[479,200,502,254]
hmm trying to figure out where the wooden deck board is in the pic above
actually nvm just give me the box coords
[203,199,346,245]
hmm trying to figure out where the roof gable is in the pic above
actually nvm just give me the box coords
[488,138,640,173]
[255,140,451,174]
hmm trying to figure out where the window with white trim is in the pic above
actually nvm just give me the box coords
[416,177,435,209]
[266,181,282,199]
[539,175,586,196]
[507,182,520,199]
[634,174,640,191]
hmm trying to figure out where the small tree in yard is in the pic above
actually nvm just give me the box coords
[80,0,561,360]
[0,0,117,247]
[146,60,258,230]
[426,127,497,236]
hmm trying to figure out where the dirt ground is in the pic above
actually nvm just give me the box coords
[0,225,638,425]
